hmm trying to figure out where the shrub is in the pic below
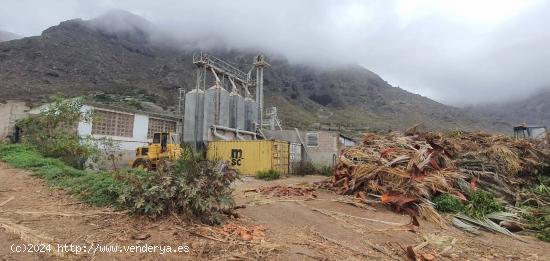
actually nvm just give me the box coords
[463,189,504,219]
[434,193,464,213]
[117,155,238,224]
[16,96,97,168]
[293,162,317,176]
[293,162,334,176]
[256,169,281,181]
[319,165,334,176]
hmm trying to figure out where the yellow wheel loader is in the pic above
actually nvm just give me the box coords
[130,132,187,171]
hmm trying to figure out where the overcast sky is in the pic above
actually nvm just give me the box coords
[1,0,549,105]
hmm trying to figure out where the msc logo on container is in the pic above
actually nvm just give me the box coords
[231,149,243,166]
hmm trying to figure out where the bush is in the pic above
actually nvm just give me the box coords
[463,189,504,219]
[433,190,503,218]
[434,193,464,213]
[293,162,317,176]
[117,155,238,224]
[319,165,334,176]
[256,169,281,181]
[16,96,97,168]
[293,162,334,176]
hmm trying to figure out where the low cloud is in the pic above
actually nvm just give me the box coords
[1,0,549,105]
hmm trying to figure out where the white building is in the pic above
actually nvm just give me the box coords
[26,102,182,167]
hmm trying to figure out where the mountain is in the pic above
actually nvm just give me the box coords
[0,30,22,42]
[469,88,550,130]
[0,11,500,133]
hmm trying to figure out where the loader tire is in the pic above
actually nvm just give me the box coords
[132,159,152,171]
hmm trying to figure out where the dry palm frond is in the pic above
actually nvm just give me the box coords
[453,213,526,241]
[423,175,453,193]
[485,145,522,175]
[486,211,525,225]
[417,203,446,227]
[452,217,480,234]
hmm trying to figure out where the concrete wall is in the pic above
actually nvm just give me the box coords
[304,131,339,166]
[0,101,29,141]
[264,130,348,166]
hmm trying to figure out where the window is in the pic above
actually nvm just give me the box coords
[147,118,177,138]
[306,132,319,147]
[92,110,134,137]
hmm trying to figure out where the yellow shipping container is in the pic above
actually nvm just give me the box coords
[207,140,289,176]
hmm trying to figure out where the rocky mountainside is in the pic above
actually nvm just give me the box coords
[0,30,22,42]
[0,12,500,133]
[469,87,550,130]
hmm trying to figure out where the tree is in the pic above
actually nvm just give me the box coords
[17,96,97,168]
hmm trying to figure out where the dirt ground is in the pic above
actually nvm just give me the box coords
[1,162,549,260]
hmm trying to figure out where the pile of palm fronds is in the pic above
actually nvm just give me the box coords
[328,130,550,226]
[436,131,549,202]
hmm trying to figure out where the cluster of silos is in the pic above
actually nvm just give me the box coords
[184,83,258,147]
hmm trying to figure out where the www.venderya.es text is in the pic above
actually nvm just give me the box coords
[11,243,190,255]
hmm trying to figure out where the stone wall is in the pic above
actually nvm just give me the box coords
[0,101,29,141]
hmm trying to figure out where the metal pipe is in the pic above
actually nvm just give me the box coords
[212,124,257,136]
[235,129,245,140]
[212,125,229,140]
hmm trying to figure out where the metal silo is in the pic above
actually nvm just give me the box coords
[183,89,205,149]
[229,91,245,130]
[244,97,258,132]
[203,84,230,141]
